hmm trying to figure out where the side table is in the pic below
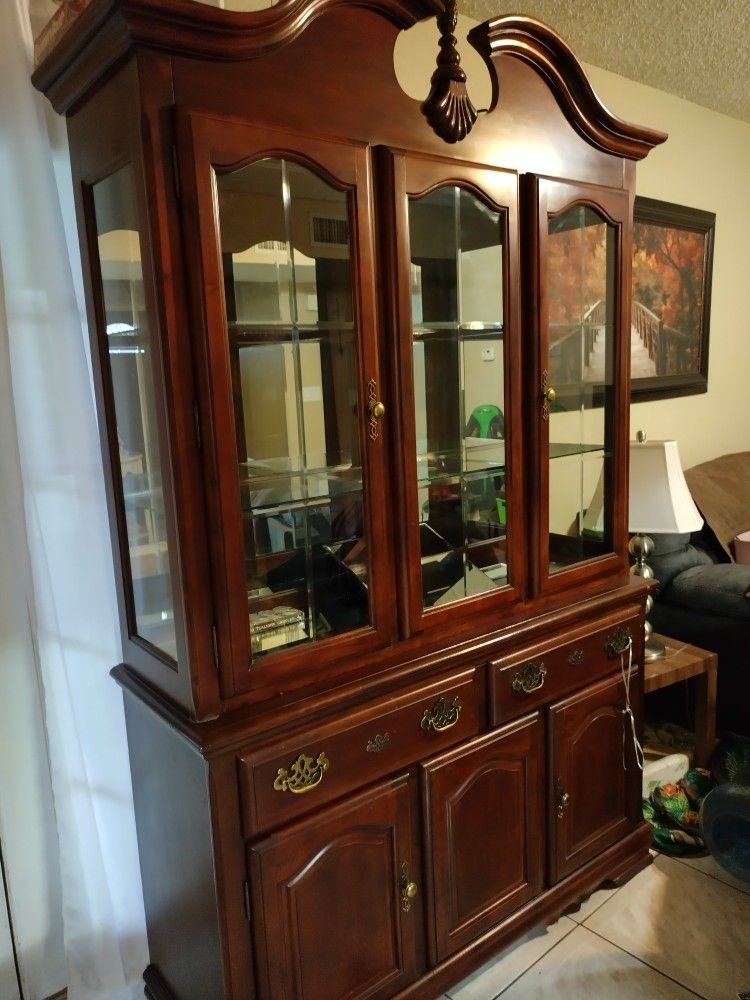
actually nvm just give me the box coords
[644,635,718,768]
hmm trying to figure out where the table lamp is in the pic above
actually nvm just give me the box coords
[628,432,703,660]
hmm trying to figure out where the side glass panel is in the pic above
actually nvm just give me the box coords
[408,186,506,610]
[215,158,369,658]
[546,205,615,572]
[92,166,177,657]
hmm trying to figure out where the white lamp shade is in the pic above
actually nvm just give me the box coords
[628,439,703,534]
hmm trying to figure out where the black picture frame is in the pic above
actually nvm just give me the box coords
[631,196,715,402]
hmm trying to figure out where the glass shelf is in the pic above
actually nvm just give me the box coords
[413,322,503,338]
[229,321,355,344]
[240,461,364,513]
[549,443,605,459]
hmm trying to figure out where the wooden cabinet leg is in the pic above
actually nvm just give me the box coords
[692,654,718,767]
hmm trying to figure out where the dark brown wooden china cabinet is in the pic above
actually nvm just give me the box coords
[33,2,666,997]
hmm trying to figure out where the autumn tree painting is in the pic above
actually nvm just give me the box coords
[631,197,715,398]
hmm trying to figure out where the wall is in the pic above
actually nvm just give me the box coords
[394,15,750,472]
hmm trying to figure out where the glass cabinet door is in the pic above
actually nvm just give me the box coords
[535,178,630,590]
[91,165,178,660]
[385,155,522,634]
[182,117,393,692]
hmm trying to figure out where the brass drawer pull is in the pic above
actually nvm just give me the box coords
[273,752,330,794]
[366,732,391,753]
[421,696,462,733]
[604,626,632,658]
[511,660,547,695]
[400,862,418,913]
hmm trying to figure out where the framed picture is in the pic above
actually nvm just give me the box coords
[631,196,715,401]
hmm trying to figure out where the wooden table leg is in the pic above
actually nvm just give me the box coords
[692,653,718,767]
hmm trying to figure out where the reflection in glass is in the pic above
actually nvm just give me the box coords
[408,185,507,609]
[546,204,615,572]
[216,158,369,657]
[93,167,177,656]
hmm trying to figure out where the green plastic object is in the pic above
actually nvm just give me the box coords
[466,403,504,439]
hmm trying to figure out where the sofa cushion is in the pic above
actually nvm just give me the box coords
[662,563,750,620]
[649,533,715,592]
[684,452,750,560]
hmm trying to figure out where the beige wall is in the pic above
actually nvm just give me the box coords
[395,16,750,472]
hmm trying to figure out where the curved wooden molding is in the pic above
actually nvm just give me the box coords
[33,0,444,113]
[468,15,667,161]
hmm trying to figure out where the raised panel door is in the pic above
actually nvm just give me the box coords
[248,773,421,1000]
[421,714,544,962]
[549,672,641,883]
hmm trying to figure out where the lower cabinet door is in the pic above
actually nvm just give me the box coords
[421,714,545,962]
[549,672,641,883]
[248,773,422,1000]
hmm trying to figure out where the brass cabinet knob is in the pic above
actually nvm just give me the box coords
[367,378,384,440]
[555,778,571,819]
[541,369,556,421]
[400,862,418,912]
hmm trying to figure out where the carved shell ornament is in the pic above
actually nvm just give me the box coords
[421,0,478,143]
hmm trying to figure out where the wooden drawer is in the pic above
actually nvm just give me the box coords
[490,606,641,725]
[238,666,484,836]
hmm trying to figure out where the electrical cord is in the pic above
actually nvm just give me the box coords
[620,634,645,771]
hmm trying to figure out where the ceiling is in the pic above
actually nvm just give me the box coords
[461,0,750,124]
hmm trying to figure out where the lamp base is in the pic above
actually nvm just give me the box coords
[644,633,666,661]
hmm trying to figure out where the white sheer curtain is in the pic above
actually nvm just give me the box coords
[0,1,149,997]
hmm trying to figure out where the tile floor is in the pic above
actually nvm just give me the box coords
[441,852,750,1000]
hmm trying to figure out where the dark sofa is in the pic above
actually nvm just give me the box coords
[647,452,750,738]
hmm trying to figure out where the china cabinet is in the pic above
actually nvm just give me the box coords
[33,1,666,997]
